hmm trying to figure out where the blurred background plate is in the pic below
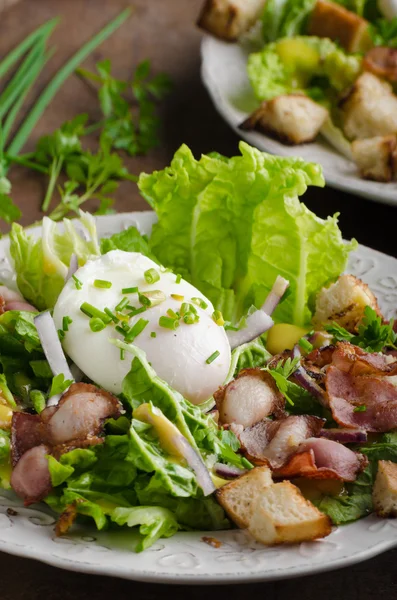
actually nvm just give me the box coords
[201,35,397,206]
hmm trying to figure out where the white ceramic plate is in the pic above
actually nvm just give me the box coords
[0,211,397,584]
[201,35,397,206]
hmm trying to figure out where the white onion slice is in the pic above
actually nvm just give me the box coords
[66,254,78,281]
[214,463,246,479]
[174,435,216,496]
[261,276,290,316]
[34,311,74,381]
[227,311,274,350]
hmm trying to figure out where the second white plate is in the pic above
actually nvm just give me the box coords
[201,35,397,206]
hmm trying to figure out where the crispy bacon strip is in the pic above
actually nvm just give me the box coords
[326,366,397,432]
[274,437,367,481]
[11,413,43,466]
[239,415,325,468]
[331,342,397,376]
[214,368,285,427]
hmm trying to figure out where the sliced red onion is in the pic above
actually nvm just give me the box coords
[293,366,328,406]
[66,254,78,281]
[227,311,274,350]
[174,435,215,496]
[319,428,368,444]
[292,344,301,360]
[214,463,247,479]
[34,311,74,382]
[261,276,289,316]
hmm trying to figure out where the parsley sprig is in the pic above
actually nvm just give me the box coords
[77,58,172,156]
[325,306,397,353]
[265,356,301,406]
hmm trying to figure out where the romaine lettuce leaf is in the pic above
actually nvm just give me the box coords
[111,506,178,552]
[139,142,355,326]
[227,337,271,381]
[9,211,100,310]
[248,36,361,102]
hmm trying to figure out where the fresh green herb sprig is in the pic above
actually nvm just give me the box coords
[325,306,397,353]
[265,356,301,406]
[77,58,172,156]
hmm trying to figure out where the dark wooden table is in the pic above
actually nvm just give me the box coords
[1,0,396,597]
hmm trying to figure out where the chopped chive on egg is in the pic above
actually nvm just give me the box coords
[192,297,208,310]
[94,279,112,289]
[206,350,220,364]
[80,302,112,324]
[89,317,106,332]
[159,316,180,330]
[139,290,166,307]
[171,294,184,301]
[62,316,72,331]
[175,274,182,284]
[104,307,119,323]
[212,310,225,326]
[122,286,138,294]
[115,297,129,312]
[150,331,157,338]
[124,318,149,343]
[72,274,82,290]
[144,268,160,284]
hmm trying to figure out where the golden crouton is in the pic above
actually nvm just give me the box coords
[352,135,397,182]
[308,0,372,53]
[373,461,397,517]
[197,0,266,41]
[313,274,381,332]
[340,73,397,141]
[240,95,329,145]
[216,466,273,528]
[248,481,332,545]
[217,469,331,545]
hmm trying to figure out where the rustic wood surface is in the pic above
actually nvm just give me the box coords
[0,0,396,597]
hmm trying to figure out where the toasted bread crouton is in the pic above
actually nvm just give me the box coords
[216,466,273,528]
[308,0,371,53]
[313,274,381,332]
[197,0,266,41]
[340,73,397,141]
[373,460,397,517]
[352,135,397,182]
[248,481,332,544]
[240,95,329,145]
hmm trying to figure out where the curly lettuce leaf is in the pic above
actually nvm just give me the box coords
[100,226,157,262]
[111,506,178,552]
[0,311,51,403]
[261,0,316,42]
[139,142,355,326]
[9,211,100,310]
[248,36,362,102]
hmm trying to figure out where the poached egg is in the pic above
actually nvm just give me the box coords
[53,251,231,404]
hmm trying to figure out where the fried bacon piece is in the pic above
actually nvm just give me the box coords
[10,383,122,504]
[239,415,325,468]
[274,437,367,482]
[214,368,285,428]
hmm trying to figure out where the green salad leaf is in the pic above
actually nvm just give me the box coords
[248,36,362,102]
[0,310,51,403]
[100,225,157,261]
[0,429,11,489]
[139,142,355,326]
[9,211,100,310]
[261,0,316,42]
[316,463,375,524]
[227,336,271,380]
[325,306,397,352]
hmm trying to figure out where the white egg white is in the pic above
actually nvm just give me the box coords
[53,250,231,404]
